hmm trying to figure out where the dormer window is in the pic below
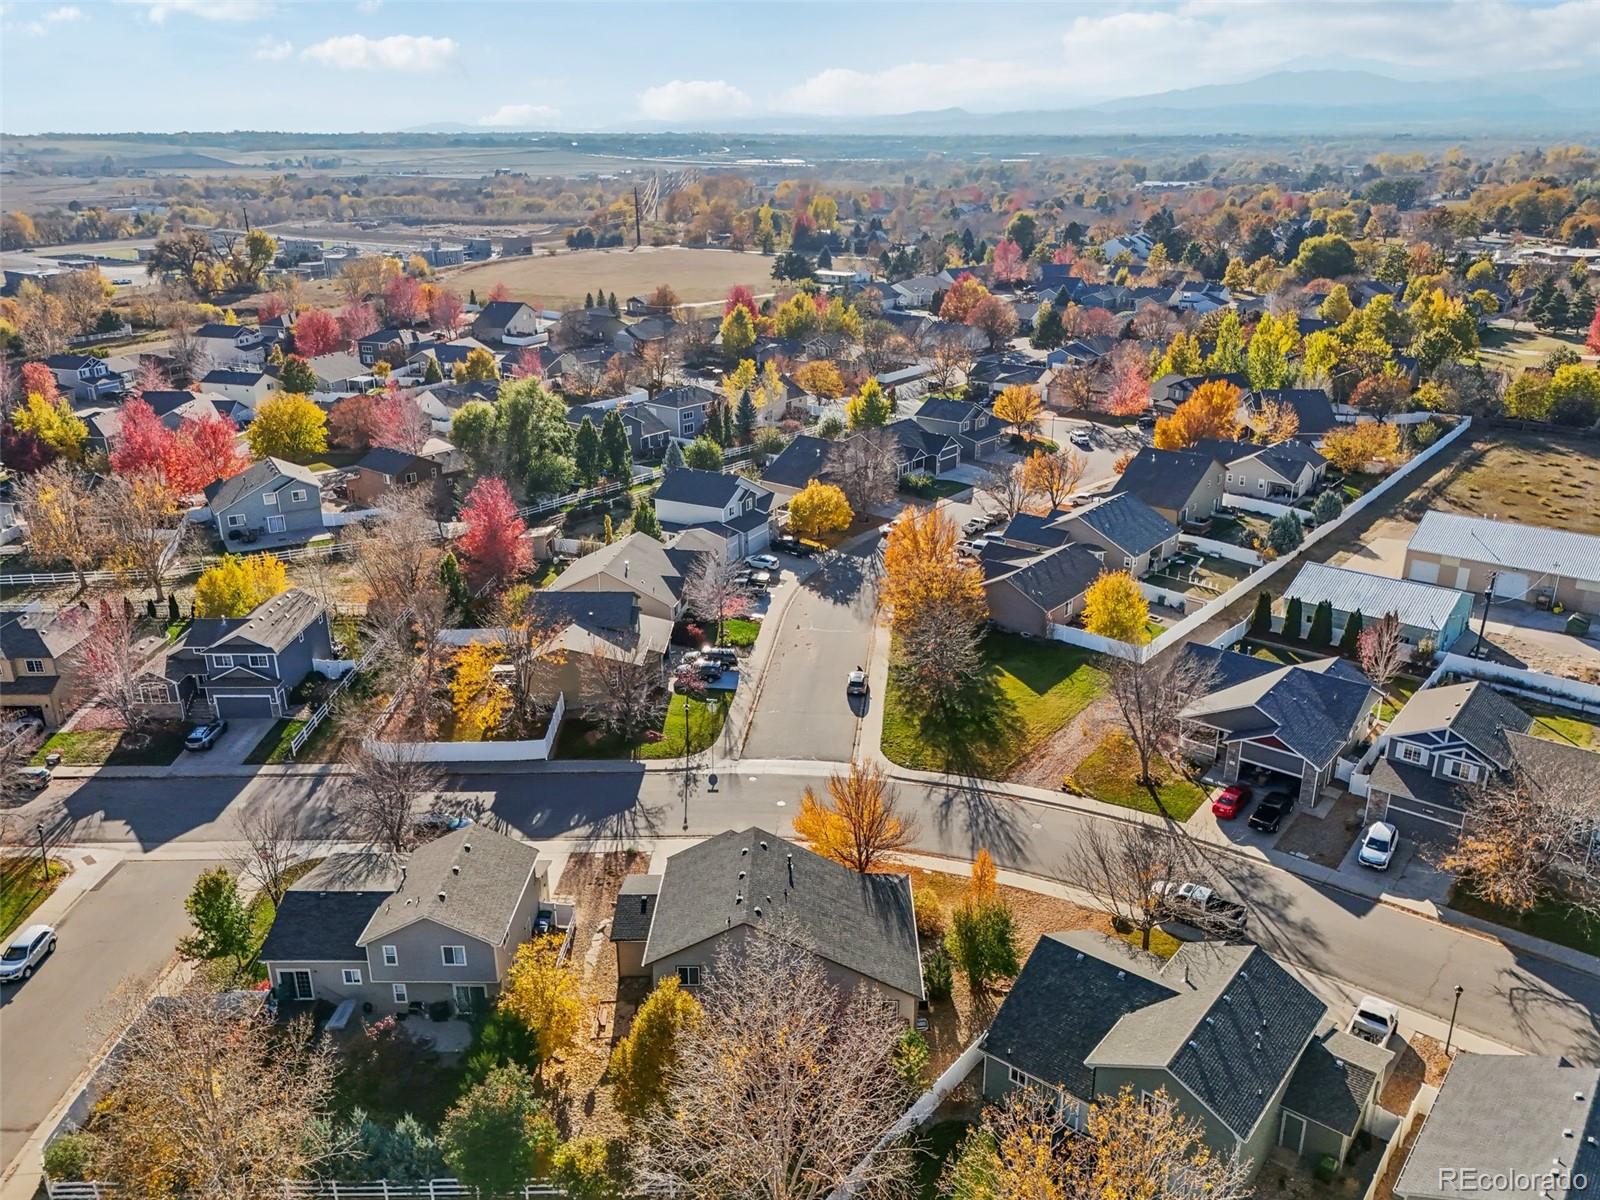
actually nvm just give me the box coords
[1441,758,1480,783]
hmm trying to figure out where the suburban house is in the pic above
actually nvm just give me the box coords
[198,368,280,411]
[565,399,671,460]
[610,827,924,1021]
[43,353,122,402]
[193,322,265,371]
[1280,563,1474,651]
[1111,447,1226,527]
[1403,511,1600,614]
[890,274,947,309]
[355,328,424,367]
[1179,645,1380,808]
[983,542,1106,637]
[344,445,455,510]
[760,425,958,501]
[204,457,327,545]
[1244,389,1340,443]
[413,380,499,434]
[471,301,540,345]
[652,468,774,561]
[1193,438,1329,502]
[410,338,501,379]
[912,395,1003,462]
[140,390,224,430]
[983,930,1384,1173]
[259,826,551,1017]
[1394,1055,1600,1200]
[886,419,961,479]
[642,384,719,441]
[0,606,89,729]
[1167,279,1232,314]
[1102,231,1155,261]
[134,588,335,720]
[1054,492,1180,577]
[304,350,372,395]
[615,314,678,355]
[1150,372,1252,414]
[1363,681,1533,842]
[547,531,704,622]
[968,351,1050,395]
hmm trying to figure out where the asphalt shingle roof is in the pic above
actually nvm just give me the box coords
[1280,1027,1390,1136]
[1065,492,1177,558]
[761,434,834,490]
[1111,447,1219,513]
[609,875,661,943]
[643,828,923,1000]
[654,467,744,510]
[359,826,540,948]
[258,891,385,963]
[989,544,1104,613]
[1384,681,1533,766]
[204,456,319,512]
[211,589,324,654]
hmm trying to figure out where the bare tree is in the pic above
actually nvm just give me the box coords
[70,601,150,742]
[88,987,344,1199]
[336,739,442,853]
[229,804,303,907]
[349,487,445,630]
[586,639,666,743]
[976,460,1033,520]
[637,931,913,1200]
[106,472,188,602]
[1106,649,1218,795]
[829,430,898,516]
[0,725,44,808]
[164,323,207,387]
[18,462,114,592]
[895,603,984,714]
[1357,611,1408,704]
[1061,820,1183,952]
[682,553,752,644]
[493,586,567,735]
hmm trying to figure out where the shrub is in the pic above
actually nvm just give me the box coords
[913,886,946,939]
[1267,511,1304,554]
[898,472,934,496]
[892,1028,931,1093]
[43,1134,96,1182]
[923,944,954,1002]
[551,1136,618,1200]
[1310,489,1344,525]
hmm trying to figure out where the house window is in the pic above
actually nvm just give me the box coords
[212,654,234,669]
[263,491,277,506]
[342,968,363,985]
[227,514,246,528]
[1124,557,1134,570]
[248,654,270,669]
[677,965,702,988]
[382,945,398,966]
[442,946,467,967]
[23,659,44,675]
[404,472,417,484]
[392,984,408,1005]
[1441,758,1480,783]
[289,489,308,503]
[1397,742,1428,766]
[137,681,170,703]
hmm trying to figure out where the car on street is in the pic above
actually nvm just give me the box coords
[679,657,725,682]
[1211,784,1252,819]
[962,517,990,535]
[112,277,133,286]
[745,554,781,572]
[1247,789,1295,833]
[184,719,230,751]
[1357,821,1399,870]
[12,766,51,792]
[416,811,474,836]
[1069,428,1094,448]
[1149,880,1248,936]
[0,924,57,984]
[1348,996,1400,1045]
[846,667,869,697]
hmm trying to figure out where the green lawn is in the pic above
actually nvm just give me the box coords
[1375,674,1425,724]
[245,715,351,765]
[0,855,69,940]
[881,633,1109,779]
[1246,639,1316,666]
[912,1120,972,1200]
[557,692,729,760]
[1524,704,1598,750]
[1069,733,1208,820]
[923,478,972,499]
[720,618,761,648]
[1113,922,1183,960]
[1451,884,1600,958]
[31,725,185,767]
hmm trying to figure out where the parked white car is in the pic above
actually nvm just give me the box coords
[0,923,57,984]
[745,554,781,572]
[1348,996,1400,1046]
[1357,821,1398,870]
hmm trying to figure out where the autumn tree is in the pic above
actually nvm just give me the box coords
[719,304,756,358]
[993,384,1041,441]
[499,933,584,1074]
[70,598,149,738]
[167,413,246,494]
[1062,819,1188,951]
[609,976,702,1119]
[793,760,916,873]
[1019,447,1086,508]
[450,642,510,739]
[795,359,845,399]
[882,506,987,637]
[938,274,989,322]
[683,552,752,643]
[246,392,328,462]
[457,476,529,590]
[291,307,343,358]
[108,397,173,479]
[1357,611,1408,703]
[945,849,1020,992]
[194,552,290,617]
[107,471,186,601]
[336,739,443,852]
[1246,395,1300,444]
[1105,650,1218,794]
[1321,421,1402,472]
[786,479,852,540]
[18,462,112,589]
[438,1064,558,1197]
[967,294,1019,351]
[846,377,893,429]
[12,388,87,460]
[1153,380,1241,449]
[1081,570,1149,644]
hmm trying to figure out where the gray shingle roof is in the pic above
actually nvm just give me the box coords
[1385,681,1533,766]
[643,828,923,999]
[1408,511,1600,582]
[203,456,319,512]
[1280,1027,1390,1136]
[998,510,1072,551]
[1065,492,1177,558]
[610,874,661,943]
[201,368,267,386]
[915,396,982,423]
[761,434,834,490]
[1395,1056,1600,1200]
[1247,388,1337,436]
[1111,447,1220,513]
[211,589,325,654]
[359,826,540,948]
[258,891,385,963]
[654,467,744,510]
[1368,756,1468,811]
[1282,562,1472,634]
[988,544,1103,613]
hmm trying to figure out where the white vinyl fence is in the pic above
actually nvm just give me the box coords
[364,692,566,763]
[1178,533,1265,566]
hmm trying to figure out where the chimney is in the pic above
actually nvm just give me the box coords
[640,895,648,914]
[451,865,460,876]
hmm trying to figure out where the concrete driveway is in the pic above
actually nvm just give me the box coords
[1040,413,1146,489]
[169,717,275,770]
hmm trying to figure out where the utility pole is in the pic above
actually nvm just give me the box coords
[1445,984,1464,1054]
[36,821,47,879]
[1474,571,1498,658]
[633,187,643,250]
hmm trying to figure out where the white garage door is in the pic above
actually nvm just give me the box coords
[1408,560,1439,585]
[1492,571,1530,600]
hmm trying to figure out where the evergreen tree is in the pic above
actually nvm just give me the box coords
[632,495,663,540]
[573,416,602,487]
[961,227,976,259]
[718,402,735,446]
[439,552,474,624]
[1309,599,1335,647]
[1030,300,1064,349]
[469,289,478,306]
[1338,608,1365,656]
[167,592,181,624]
[1284,596,1304,640]
[662,440,685,473]
[422,356,444,384]
[608,291,620,315]
[1250,589,1272,635]
[600,409,631,478]
[1543,288,1571,333]
[735,389,757,445]
[585,292,594,310]
[817,245,833,269]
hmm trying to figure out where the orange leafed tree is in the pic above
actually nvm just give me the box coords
[937,274,990,322]
[880,506,986,633]
[1019,448,1086,509]
[1152,379,1242,450]
[792,760,916,873]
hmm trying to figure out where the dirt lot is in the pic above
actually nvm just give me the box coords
[1406,429,1600,535]
[438,244,777,309]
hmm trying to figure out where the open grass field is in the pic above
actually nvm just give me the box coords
[1479,324,1594,371]
[1419,430,1600,535]
[438,244,776,309]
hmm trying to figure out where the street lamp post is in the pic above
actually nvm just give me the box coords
[36,821,47,879]
[1445,984,1464,1055]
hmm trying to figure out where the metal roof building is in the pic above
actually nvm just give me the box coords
[1282,562,1475,648]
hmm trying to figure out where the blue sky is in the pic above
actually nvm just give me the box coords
[2,0,1597,134]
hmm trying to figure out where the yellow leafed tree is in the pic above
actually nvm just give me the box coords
[13,391,88,460]
[245,392,328,462]
[1081,570,1149,644]
[792,760,916,873]
[193,552,290,617]
[450,642,510,739]
[1321,421,1403,472]
[498,934,584,1074]
[880,506,986,633]
[794,360,845,399]
[786,480,852,540]
[721,358,756,408]
[1152,380,1241,450]
[993,385,1042,441]
[608,976,702,1119]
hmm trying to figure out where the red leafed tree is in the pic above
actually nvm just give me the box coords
[991,237,1027,284]
[1104,350,1151,417]
[938,274,989,322]
[457,476,529,590]
[257,293,288,323]
[488,283,511,303]
[109,398,175,478]
[328,392,381,452]
[1071,306,1117,338]
[725,285,758,320]
[133,359,170,396]
[21,361,59,403]
[168,414,245,494]
[338,300,380,345]
[370,386,432,453]
[1052,245,1076,266]
[1,423,53,472]
[293,308,343,358]
[429,287,465,333]
[512,348,543,379]
[1587,303,1600,355]
[383,275,423,325]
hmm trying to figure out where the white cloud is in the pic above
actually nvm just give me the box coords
[637,79,751,123]
[779,59,1056,116]
[253,35,292,61]
[478,103,560,127]
[16,4,85,34]
[355,0,381,10]
[117,0,273,22]
[300,33,456,72]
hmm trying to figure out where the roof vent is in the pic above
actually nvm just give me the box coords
[753,906,762,917]
[640,895,648,914]
[1564,1129,1575,1139]
[1204,1016,1214,1025]
[741,847,749,856]
[463,843,471,853]
[1075,952,1085,961]
[437,891,447,902]
[738,870,747,879]
[1187,1040,1197,1049]
[760,840,768,850]
[736,893,743,905]
[451,865,460,875]
[1578,1093,1587,1103]
[1116,970,1126,980]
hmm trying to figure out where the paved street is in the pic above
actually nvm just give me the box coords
[0,857,218,1170]
[742,540,882,762]
[14,768,1600,1063]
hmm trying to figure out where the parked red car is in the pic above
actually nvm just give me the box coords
[1211,784,1252,819]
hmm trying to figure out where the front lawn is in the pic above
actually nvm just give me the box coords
[557,692,729,760]
[1068,733,1208,820]
[245,714,348,764]
[881,633,1109,778]
[1450,883,1600,959]
[31,724,186,767]
[720,617,761,648]
[0,855,70,940]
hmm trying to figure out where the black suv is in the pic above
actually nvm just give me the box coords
[1247,789,1295,833]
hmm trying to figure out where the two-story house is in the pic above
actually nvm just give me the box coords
[260,826,551,1017]
[547,531,705,622]
[1192,438,1329,503]
[643,384,719,441]
[136,588,335,720]
[652,468,774,561]
[1111,447,1227,528]
[0,607,90,729]
[1244,389,1340,445]
[140,390,225,431]
[611,827,924,1021]
[471,301,540,345]
[344,445,456,511]
[565,399,671,461]
[1178,644,1380,809]
[356,327,424,367]
[43,354,122,402]
[984,931,1388,1176]
[194,322,265,372]
[198,368,280,412]
[912,396,1003,462]
[203,458,327,546]
[982,542,1107,638]
[1053,492,1180,578]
